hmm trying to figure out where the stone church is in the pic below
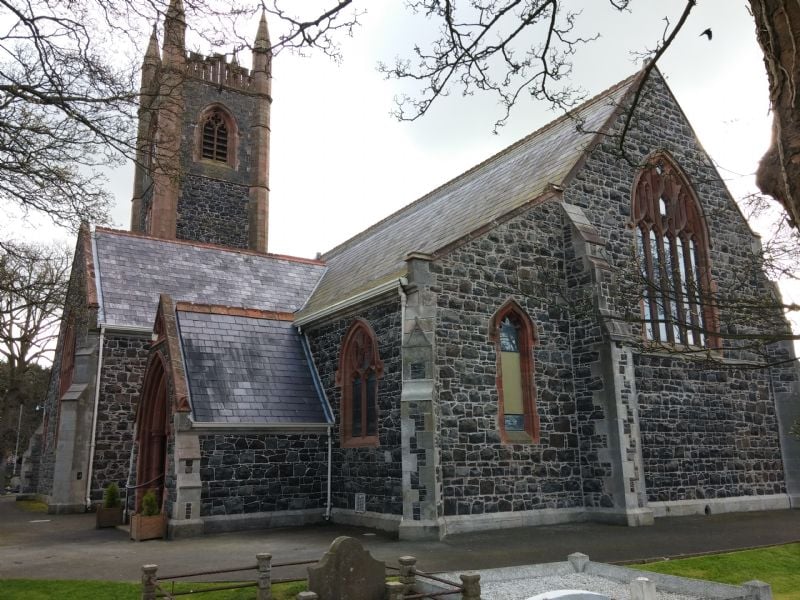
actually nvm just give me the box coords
[25,0,800,540]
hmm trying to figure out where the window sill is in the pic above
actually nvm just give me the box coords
[195,158,235,171]
[501,430,539,445]
[639,341,722,360]
[341,436,379,449]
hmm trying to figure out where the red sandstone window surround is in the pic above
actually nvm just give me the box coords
[195,104,238,168]
[336,319,384,448]
[632,153,719,349]
[489,300,539,443]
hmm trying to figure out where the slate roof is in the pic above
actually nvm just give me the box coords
[298,73,639,317]
[177,309,329,424]
[93,230,326,328]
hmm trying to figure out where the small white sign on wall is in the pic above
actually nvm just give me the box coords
[354,493,366,513]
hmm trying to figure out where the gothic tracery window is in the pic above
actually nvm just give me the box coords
[490,301,539,443]
[337,320,384,447]
[633,155,718,347]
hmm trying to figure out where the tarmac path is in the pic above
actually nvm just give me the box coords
[1,495,799,582]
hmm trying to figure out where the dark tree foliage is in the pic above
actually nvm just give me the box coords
[0,361,49,467]
[4,0,798,232]
[0,243,69,465]
[0,0,363,230]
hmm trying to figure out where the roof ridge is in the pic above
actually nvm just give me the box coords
[94,227,326,266]
[322,71,641,261]
[175,301,295,321]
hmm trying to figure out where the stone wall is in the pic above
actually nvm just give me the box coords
[36,228,95,497]
[561,71,788,503]
[89,333,150,502]
[306,298,403,516]
[635,355,784,501]
[430,201,584,517]
[176,174,249,248]
[173,79,257,249]
[560,217,617,509]
[199,433,327,516]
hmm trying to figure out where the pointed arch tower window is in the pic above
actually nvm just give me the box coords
[490,301,539,443]
[336,319,384,448]
[632,154,719,348]
[195,105,237,168]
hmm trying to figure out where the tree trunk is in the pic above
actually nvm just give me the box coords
[0,387,22,461]
[751,0,800,227]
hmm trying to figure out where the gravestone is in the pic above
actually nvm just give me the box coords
[307,536,386,600]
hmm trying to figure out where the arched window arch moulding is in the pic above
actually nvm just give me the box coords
[336,319,384,448]
[489,300,540,444]
[632,152,720,349]
[194,104,238,169]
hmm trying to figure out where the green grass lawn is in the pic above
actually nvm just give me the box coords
[15,499,48,513]
[0,579,307,600]
[633,542,800,600]
[5,544,799,599]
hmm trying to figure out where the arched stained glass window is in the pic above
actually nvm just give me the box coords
[336,319,384,447]
[632,154,718,348]
[490,301,539,443]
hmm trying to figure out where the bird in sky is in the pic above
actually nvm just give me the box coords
[700,28,713,40]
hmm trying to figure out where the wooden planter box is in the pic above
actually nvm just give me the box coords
[95,505,124,529]
[130,513,166,541]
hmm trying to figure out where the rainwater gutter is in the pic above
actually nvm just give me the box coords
[398,281,407,377]
[325,429,332,520]
[293,277,403,328]
[85,324,105,509]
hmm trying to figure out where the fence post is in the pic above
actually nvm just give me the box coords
[297,593,319,600]
[460,572,481,600]
[398,555,417,594]
[256,552,273,600]
[386,581,405,600]
[141,564,158,600]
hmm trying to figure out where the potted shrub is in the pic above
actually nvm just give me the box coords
[130,489,166,541]
[96,482,124,528]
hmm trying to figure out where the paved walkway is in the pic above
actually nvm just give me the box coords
[1,495,799,582]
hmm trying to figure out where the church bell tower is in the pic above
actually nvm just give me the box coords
[130,1,272,252]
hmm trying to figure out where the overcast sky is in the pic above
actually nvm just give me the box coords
[10,1,773,254]
[8,1,797,331]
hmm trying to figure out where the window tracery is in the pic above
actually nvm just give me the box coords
[633,154,718,347]
[336,319,384,447]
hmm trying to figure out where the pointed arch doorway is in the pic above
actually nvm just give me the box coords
[135,354,170,511]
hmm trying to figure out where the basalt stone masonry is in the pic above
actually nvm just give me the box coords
[176,175,250,248]
[89,333,150,502]
[561,73,791,512]
[306,298,404,528]
[430,201,584,519]
[199,433,327,516]
[31,26,800,542]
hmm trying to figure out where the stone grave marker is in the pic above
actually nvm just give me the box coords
[307,536,386,600]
